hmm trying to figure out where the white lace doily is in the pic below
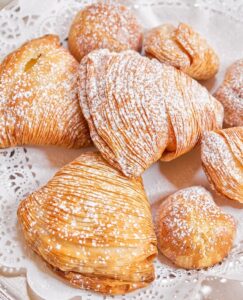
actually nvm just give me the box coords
[0,0,243,299]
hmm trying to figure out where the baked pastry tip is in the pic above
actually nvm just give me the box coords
[0,34,90,149]
[79,49,223,177]
[144,23,219,80]
[68,2,143,61]
[201,127,243,203]
[17,152,157,295]
[155,186,236,269]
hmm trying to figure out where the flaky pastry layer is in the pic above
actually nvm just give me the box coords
[0,35,90,148]
[18,152,157,295]
[68,3,143,61]
[144,23,219,80]
[79,49,223,177]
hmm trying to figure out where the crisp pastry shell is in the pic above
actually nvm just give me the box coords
[155,186,236,269]
[68,2,143,61]
[0,34,90,148]
[79,49,223,177]
[144,23,219,80]
[17,152,157,295]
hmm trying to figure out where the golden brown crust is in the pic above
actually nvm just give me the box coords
[155,186,236,269]
[0,34,90,148]
[68,3,143,61]
[17,152,157,295]
[53,260,153,294]
[214,59,243,126]
[79,49,223,177]
[201,127,243,203]
[144,23,219,80]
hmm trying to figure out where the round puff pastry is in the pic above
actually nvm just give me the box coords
[144,23,219,80]
[17,152,157,295]
[201,127,243,203]
[68,3,143,61]
[79,49,223,177]
[0,35,90,149]
[155,186,236,269]
[214,59,243,126]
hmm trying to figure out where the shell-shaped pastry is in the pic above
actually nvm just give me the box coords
[155,186,236,269]
[214,59,243,126]
[0,35,90,149]
[68,3,143,61]
[201,127,243,203]
[17,152,157,295]
[144,23,219,80]
[79,49,223,177]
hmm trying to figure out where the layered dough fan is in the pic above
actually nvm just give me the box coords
[18,152,157,295]
[79,49,223,177]
[0,35,90,149]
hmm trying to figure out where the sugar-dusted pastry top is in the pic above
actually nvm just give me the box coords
[201,127,243,203]
[68,2,143,61]
[155,186,236,269]
[79,49,223,177]
[214,59,243,126]
[17,152,157,295]
[144,23,219,80]
[0,34,90,149]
